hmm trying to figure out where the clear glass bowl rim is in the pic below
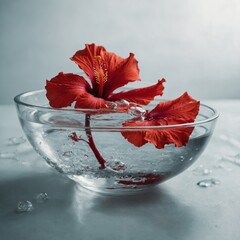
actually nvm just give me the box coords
[14,89,219,130]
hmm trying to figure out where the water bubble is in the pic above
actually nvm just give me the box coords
[106,102,118,110]
[131,177,143,182]
[128,106,146,117]
[192,165,212,176]
[81,165,92,171]
[180,156,185,162]
[8,137,26,145]
[0,151,17,159]
[106,100,130,111]
[86,133,92,138]
[115,100,130,108]
[63,151,74,157]
[197,178,220,188]
[106,160,127,172]
[16,201,34,213]
[35,193,49,203]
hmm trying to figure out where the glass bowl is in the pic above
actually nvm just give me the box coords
[14,90,218,195]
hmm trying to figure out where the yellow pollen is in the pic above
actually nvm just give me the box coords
[93,56,108,85]
[93,56,108,96]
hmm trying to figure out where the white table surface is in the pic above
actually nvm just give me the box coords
[0,100,240,240]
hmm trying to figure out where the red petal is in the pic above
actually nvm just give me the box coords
[103,53,140,96]
[45,72,91,108]
[70,43,106,83]
[145,127,194,148]
[121,127,148,147]
[147,92,200,123]
[71,44,140,98]
[108,79,165,105]
[122,92,200,149]
[75,92,107,109]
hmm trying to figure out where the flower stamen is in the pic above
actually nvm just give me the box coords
[93,56,108,97]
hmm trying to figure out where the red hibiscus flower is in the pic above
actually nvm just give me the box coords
[122,92,200,149]
[45,43,200,169]
[46,43,165,109]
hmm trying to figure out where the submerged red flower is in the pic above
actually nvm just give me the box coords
[46,43,165,109]
[122,92,200,149]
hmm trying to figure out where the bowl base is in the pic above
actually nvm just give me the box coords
[70,175,161,196]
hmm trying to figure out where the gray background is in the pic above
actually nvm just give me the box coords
[0,0,240,104]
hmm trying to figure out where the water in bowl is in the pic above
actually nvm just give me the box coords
[19,109,211,194]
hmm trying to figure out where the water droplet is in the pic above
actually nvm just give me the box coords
[214,163,232,172]
[128,106,146,117]
[0,151,17,159]
[16,201,34,213]
[219,134,240,148]
[221,153,240,166]
[84,154,88,159]
[35,193,49,203]
[197,178,220,188]
[192,165,212,176]
[8,136,26,145]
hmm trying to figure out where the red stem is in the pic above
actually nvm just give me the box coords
[85,114,106,169]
